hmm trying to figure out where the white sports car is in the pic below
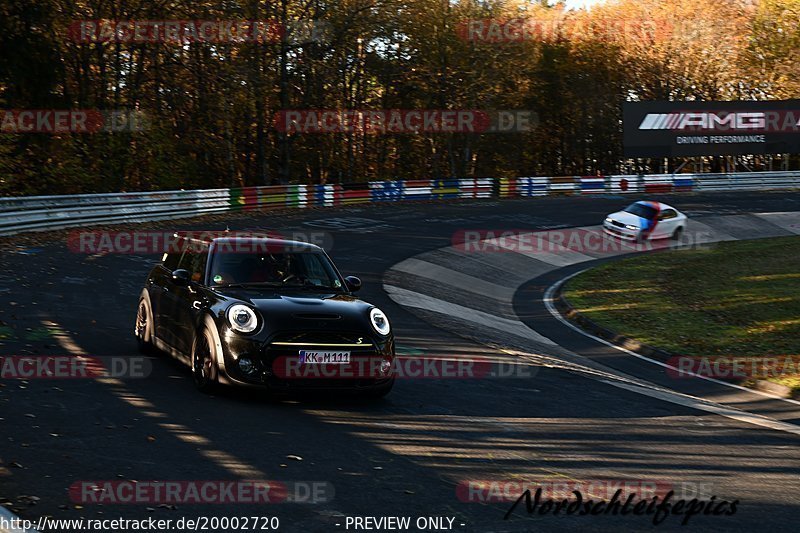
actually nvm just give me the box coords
[603,201,687,241]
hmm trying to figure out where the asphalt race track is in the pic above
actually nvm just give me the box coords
[2,191,800,532]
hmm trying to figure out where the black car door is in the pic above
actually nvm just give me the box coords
[151,250,183,348]
[165,249,209,356]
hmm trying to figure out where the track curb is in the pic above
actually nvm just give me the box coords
[385,209,800,414]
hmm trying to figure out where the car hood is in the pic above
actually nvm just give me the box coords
[251,293,371,314]
[607,210,647,228]
[220,289,377,334]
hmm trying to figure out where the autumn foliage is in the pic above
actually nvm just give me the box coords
[0,0,798,195]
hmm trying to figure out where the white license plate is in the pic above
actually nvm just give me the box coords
[299,350,351,364]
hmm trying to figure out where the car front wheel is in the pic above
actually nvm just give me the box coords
[192,327,219,393]
[135,296,155,354]
[671,226,684,240]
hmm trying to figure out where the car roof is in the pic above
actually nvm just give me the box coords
[634,200,673,210]
[212,237,321,251]
[172,232,321,252]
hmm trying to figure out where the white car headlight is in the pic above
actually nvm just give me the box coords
[370,308,391,336]
[227,304,259,333]
[605,217,613,224]
[625,224,638,230]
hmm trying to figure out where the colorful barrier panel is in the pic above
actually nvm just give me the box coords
[498,178,516,198]
[517,177,548,197]
[643,175,673,194]
[314,184,340,207]
[548,176,577,196]
[458,178,493,198]
[340,182,371,204]
[3,171,800,236]
[289,184,308,208]
[230,186,263,211]
[402,180,434,200]
[578,176,606,194]
[609,175,640,193]
[673,175,694,192]
[369,181,404,202]
[431,179,460,200]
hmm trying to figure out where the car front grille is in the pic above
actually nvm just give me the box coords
[259,331,385,388]
[611,219,627,229]
[269,331,374,348]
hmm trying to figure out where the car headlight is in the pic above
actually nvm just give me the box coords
[370,308,391,336]
[605,217,613,224]
[227,304,259,333]
[625,224,638,230]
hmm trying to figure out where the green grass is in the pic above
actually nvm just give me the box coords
[564,236,800,393]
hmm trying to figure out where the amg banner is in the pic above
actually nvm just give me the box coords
[623,100,800,157]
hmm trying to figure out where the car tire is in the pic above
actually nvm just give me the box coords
[135,296,156,355]
[192,327,219,393]
[671,226,684,240]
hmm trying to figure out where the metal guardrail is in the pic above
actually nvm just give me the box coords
[692,171,800,191]
[0,189,230,235]
[0,172,798,236]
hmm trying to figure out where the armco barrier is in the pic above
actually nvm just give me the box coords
[370,181,403,202]
[402,180,434,200]
[643,175,673,194]
[578,176,606,194]
[314,184,338,206]
[458,178,492,199]
[548,176,577,196]
[673,175,694,192]
[693,171,800,191]
[1,172,799,236]
[0,188,230,235]
[609,175,639,193]
[517,177,548,197]
[498,178,516,198]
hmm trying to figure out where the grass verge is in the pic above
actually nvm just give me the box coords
[563,236,800,395]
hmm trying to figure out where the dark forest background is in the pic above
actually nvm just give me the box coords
[0,0,798,195]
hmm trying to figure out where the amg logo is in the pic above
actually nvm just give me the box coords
[639,112,800,131]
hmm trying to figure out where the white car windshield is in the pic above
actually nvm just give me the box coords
[624,203,658,219]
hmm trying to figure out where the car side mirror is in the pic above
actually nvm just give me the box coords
[172,269,191,286]
[344,276,362,292]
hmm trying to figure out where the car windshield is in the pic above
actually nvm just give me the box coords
[624,202,658,219]
[208,249,343,290]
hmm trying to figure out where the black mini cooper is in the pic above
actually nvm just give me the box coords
[135,234,395,397]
